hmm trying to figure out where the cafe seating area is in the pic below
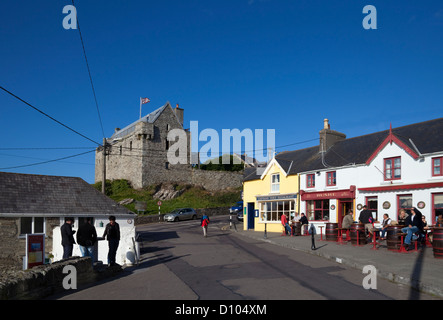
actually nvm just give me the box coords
[314,222,443,259]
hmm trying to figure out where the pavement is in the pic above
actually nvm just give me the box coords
[230,224,443,298]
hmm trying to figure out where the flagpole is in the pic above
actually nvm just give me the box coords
[139,97,142,120]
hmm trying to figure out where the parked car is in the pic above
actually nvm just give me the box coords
[164,208,197,222]
[229,201,243,221]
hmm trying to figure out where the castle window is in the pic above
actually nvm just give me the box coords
[120,146,122,155]
[165,162,169,169]
[130,141,133,151]
[165,138,169,151]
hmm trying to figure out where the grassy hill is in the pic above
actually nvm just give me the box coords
[92,179,242,215]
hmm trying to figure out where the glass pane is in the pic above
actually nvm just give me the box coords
[434,194,443,208]
[34,217,44,233]
[399,196,412,208]
[20,217,32,235]
[386,160,392,169]
[394,158,401,167]
[394,168,401,178]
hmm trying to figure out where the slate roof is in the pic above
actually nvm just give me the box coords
[0,172,135,217]
[243,117,443,182]
[110,101,181,140]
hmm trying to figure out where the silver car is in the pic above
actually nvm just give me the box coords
[164,208,197,222]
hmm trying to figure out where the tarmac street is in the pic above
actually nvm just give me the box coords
[49,215,442,301]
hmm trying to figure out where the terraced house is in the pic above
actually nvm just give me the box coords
[243,118,443,233]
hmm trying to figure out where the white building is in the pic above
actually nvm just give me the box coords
[0,172,137,269]
[288,118,443,232]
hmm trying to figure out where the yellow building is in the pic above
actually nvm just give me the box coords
[243,157,299,233]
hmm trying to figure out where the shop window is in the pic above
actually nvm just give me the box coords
[306,200,329,221]
[307,174,315,188]
[20,217,45,236]
[326,171,336,186]
[432,157,443,177]
[385,157,401,180]
[271,174,280,193]
[260,200,295,222]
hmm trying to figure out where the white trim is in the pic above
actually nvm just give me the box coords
[260,157,288,180]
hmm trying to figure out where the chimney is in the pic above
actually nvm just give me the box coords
[319,119,346,152]
[174,103,184,127]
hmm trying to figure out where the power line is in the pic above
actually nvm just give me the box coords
[0,147,95,151]
[0,85,102,146]
[71,0,106,139]
[0,149,96,170]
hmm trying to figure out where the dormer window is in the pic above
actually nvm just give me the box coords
[384,157,401,180]
[271,174,280,193]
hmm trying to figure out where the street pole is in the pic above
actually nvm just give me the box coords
[102,138,107,194]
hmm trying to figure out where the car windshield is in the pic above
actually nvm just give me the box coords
[170,209,182,214]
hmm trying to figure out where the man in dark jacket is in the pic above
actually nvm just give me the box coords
[76,217,97,265]
[61,217,76,259]
[103,216,120,266]
[402,207,424,250]
[358,205,374,239]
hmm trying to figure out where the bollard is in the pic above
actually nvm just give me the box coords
[310,224,316,250]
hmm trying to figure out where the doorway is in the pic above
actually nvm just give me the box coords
[338,199,353,228]
[247,202,255,230]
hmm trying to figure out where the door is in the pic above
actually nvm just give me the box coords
[338,200,353,228]
[247,202,255,230]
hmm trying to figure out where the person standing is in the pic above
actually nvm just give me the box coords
[103,216,120,266]
[76,217,97,266]
[358,205,374,240]
[281,213,291,236]
[201,214,210,237]
[61,217,76,259]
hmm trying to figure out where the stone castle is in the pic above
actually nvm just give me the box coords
[95,102,243,191]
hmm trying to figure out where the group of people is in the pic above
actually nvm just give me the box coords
[342,205,439,251]
[281,212,309,236]
[60,216,121,267]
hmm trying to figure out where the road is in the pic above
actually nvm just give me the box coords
[49,215,439,301]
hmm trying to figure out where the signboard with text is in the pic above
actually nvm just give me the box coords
[26,233,45,269]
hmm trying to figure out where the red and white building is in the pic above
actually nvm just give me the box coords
[282,118,443,232]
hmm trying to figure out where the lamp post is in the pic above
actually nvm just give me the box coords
[264,213,268,239]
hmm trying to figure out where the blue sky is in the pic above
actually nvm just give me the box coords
[1,0,442,184]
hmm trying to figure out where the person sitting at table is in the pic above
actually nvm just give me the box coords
[377,213,392,240]
[401,207,424,251]
[342,210,354,229]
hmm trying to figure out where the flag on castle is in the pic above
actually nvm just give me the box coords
[140,97,150,119]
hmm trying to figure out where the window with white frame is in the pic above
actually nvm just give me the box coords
[20,217,45,236]
[260,200,295,222]
[271,173,280,193]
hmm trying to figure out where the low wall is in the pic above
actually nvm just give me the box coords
[135,207,230,225]
[0,257,122,300]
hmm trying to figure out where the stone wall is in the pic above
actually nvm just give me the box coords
[0,217,59,269]
[0,257,121,300]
